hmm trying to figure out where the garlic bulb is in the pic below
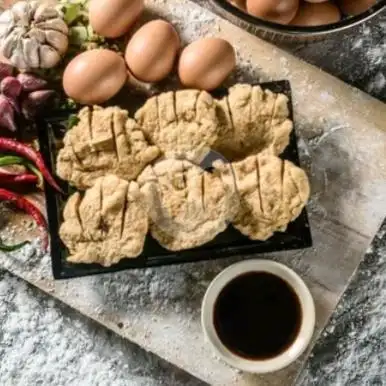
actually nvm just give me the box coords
[0,1,69,69]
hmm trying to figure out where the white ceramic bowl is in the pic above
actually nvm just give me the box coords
[201,259,315,373]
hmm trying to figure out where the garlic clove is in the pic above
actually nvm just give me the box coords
[11,1,31,26]
[28,1,40,17]
[23,37,40,68]
[28,28,46,44]
[35,18,69,35]
[10,38,28,69]
[0,76,22,99]
[1,31,18,59]
[0,94,17,132]
[0,10,15,39]
[34,4,60,23]
[10,51,28,70]
[44,30,68,54]
[0,11,15,39]
[22,89,55,120]
[27,89,55,104]
[17,72,48,92]
[5,93,20,114]
[39,44,61,68]
[0,10,13,23]
[26,1,39,22]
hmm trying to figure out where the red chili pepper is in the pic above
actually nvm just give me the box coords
[0,188,48,250]
[0,172,38,184]
[0,137,62,193]
[0,155,44,189]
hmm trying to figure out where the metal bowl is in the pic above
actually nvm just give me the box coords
[209,0,386,41]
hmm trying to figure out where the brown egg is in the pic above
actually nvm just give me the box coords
[246,0,299,24]
[338,0,376,15]
[290,1,341,26]
[63,49,127,104]
[125,20,180,83]
[178,38,236,91]
[229,0,246,10]
[89,0,144,38]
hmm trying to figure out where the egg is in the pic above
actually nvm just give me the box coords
[63,49,127,105]
[246,0,299,24]
[89,0,144,38]
[290,1,341,26]
[229,0,246,10]
[178,38,236,90]
[337,0,376,15]
[125,20,180,83]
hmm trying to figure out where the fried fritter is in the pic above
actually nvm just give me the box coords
[60,175,148,267]
[135,90,221,161]
[215,152,310,240]
[214,84,293,161]
[57,106,160,190]
[137,159,239,251]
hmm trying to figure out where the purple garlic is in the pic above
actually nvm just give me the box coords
[5,95,19,114]
[0,76,22,99]
[0,63,14,82]
[21,89,56,120]
[0,94,17,132]
[0,69,53,128]
[16,73,48,93]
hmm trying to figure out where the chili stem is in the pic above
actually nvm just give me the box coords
[0,138,63,193]
[0,155,26,166]
[25,163,44,189]
[0,154,45,189]
[0,239,30,252]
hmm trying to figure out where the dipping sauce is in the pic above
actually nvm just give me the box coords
[213,271,302,359]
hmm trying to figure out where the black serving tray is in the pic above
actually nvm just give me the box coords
[39,80,312,279]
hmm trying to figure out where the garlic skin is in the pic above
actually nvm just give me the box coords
[0,1,69,69]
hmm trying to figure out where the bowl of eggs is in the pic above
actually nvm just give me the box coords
[210,0,385,39]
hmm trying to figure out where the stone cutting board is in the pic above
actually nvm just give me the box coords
[1,1,386,385]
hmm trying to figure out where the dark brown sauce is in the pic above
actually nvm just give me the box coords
[213,271,302,360]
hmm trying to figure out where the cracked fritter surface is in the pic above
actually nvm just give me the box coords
[137,159,239,251]
[59,175,148,267]
[215,152,310,240]
[214,84,293,161]
[56,106,160,190]
[135,90,220,161]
